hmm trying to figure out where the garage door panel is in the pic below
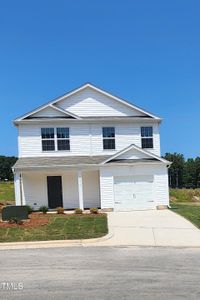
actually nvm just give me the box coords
[114,175,154,211]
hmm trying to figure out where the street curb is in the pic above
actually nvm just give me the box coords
[0,230,114,251]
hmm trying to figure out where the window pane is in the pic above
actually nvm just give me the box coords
[57,128,69,139]
[42,140,55,151]
[141,127,153,137]
[103,127,115,138]
[103,139,115,150]
[57,139,70,150]
[41,128,54,139]
[142,138,153,149]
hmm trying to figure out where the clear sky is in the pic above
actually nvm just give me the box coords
[0,0,199,158]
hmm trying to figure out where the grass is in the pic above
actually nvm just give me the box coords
[0,214,108,243]
[170,188,200,228]
[170,203,200,228]
[0,181,15,204]
[170,188,200,203]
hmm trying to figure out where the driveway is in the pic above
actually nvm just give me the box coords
[0,210,200,250]
[93,210,200,247]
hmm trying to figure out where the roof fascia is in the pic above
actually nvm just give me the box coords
[101,144,171,165]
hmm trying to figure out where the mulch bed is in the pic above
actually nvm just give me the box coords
[0,213,49,228]
[0,212,106,228]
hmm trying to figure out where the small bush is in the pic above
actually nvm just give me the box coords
[39,206,48,214]
[74,208,83,214]
[90,207,98,214]
[56,207,65,214]
[9,217,23,225]
[25,205,34,214]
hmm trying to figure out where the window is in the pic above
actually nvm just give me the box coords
[41,128,55,151]
[41,127,70,151]
[141,126,153,148]
[57,128,70,150]
[102,127,115,150]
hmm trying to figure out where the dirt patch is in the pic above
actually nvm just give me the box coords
[0,213,49,228]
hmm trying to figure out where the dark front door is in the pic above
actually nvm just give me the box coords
[47,176,63,209]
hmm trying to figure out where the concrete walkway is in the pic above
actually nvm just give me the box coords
[0,210,200,250]
[91,210,200,247]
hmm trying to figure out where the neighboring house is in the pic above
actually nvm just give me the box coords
[13,83,171,211]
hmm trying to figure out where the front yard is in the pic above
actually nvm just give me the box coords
[0,213,108,243]
[0,181,15,205]
[170,188,200,228]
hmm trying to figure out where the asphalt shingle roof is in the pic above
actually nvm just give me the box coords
[13,155,110,170]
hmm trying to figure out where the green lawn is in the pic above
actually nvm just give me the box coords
[0,181,15,204]
[170,203,200,228]
[0,214,108,242]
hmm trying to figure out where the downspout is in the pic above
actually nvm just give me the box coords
[19,173,23,206]
[167,164,171,209]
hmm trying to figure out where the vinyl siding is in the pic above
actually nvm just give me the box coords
[82,170,100,208]
[21,170,100,210]
[22,173,48,210]
[154,169,169,206]
[18,122,160,157]
[31,106,67,118]
[56,87,146,117]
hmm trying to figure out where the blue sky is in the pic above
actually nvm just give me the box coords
[0,0,199,158]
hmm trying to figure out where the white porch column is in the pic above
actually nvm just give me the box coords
[77,170,84,210]
[14,172,22,206]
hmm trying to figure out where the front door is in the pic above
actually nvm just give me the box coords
[47,176,63,209]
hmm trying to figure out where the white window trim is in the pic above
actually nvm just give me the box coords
[57,127,70,151]
[141,126,154,149]
[102,126,116,151]
[41,127,71,152]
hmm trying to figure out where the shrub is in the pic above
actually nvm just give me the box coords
[25,205,34,214]
[74,208,83,214]
[39,206,48,214]
[90,207,98,214]
[56,207,65,214]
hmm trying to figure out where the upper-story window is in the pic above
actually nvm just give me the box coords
[141,126,153,149]
[102,127,115,150]
[41,127,70,151]
[57,128,70,150]
[41,128,55,151]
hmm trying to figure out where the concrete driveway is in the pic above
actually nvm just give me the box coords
[92,209,200,247]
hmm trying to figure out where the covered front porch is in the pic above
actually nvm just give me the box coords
[14,168,101,211]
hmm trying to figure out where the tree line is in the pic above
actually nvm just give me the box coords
[163,153,200,189]
[0,156,17,181]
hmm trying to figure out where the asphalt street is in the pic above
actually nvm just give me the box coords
[0,246,200,300]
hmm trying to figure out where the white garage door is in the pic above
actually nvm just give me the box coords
[114,175,154,211]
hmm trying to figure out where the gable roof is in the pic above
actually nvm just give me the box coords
[14,83,162,122]
[17,103,81,120]
[101,144,171,165]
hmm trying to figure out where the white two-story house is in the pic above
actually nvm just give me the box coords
[13,83,170,211]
